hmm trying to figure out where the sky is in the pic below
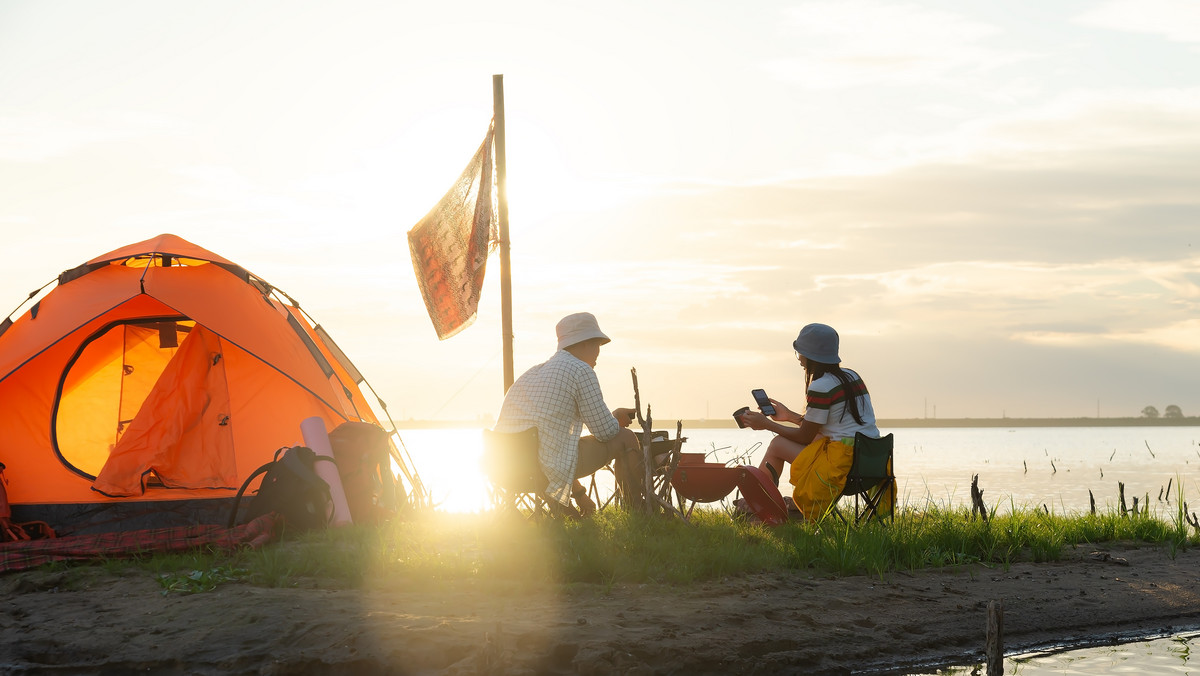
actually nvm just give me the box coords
[2,0,1199,423]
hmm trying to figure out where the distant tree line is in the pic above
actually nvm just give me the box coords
[1141,405,1184,418]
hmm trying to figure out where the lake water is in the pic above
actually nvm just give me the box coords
[916,629,1200,675]
[397,424,1200,516]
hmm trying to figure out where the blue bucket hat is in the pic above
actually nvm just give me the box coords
[793,323,840,364]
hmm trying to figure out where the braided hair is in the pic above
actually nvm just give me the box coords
[804,361,867,426]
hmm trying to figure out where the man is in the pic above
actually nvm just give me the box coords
[494,312,643,514]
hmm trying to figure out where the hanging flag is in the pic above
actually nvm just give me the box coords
[407,126,498,339]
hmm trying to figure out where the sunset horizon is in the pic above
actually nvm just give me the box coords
[3,0,1199,424]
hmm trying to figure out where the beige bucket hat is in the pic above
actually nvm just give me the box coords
[556,312,611,351]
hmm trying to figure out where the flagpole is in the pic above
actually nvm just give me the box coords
[493,74,514,393]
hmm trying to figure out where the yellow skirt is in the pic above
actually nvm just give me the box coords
[788,437,854,520]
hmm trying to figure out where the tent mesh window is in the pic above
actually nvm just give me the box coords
[54,318,194,478]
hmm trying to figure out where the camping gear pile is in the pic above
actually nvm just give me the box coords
[0,234,427,567]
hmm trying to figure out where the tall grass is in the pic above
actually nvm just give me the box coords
[78,501,1197,593]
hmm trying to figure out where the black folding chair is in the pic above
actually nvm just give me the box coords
[481,428,553,517]
[832,432,895,524]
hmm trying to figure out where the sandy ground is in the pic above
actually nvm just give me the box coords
[2,544,1199,675]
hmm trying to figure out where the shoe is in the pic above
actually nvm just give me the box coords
[574,492,597,516]
[549,500,584,520]
[733,497,755,515]
[783,496,803,516]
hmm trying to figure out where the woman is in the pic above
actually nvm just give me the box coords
[738,323,881,520]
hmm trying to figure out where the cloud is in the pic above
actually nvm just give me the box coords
[1014,317,1200,354]
[763,0,1017,89]
[951,88,1200,160]
[1075,0,1200,44]
[558,83,1200,413]
[796,87,1200,179]
[0,112,180,162]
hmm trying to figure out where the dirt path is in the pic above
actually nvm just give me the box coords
[2,544,1199,675]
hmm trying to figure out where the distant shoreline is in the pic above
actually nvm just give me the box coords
[395,416,1200,430]
[875,417,1200,429]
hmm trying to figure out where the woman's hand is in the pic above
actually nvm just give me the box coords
[739,410,770,430]
[768,399,798,423]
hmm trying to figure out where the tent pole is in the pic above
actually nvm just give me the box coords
[493,74,514,394]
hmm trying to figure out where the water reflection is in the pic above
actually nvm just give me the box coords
[394,428,491,512]
[920,629,1199,675]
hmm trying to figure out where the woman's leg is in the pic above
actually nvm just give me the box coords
[759,435,805,485]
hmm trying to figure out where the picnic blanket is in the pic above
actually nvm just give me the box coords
[0,512,279,574]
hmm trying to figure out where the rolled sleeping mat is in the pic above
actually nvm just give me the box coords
[300,416,354,526]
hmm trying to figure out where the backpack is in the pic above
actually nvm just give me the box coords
[327,422,398,524]
[228,446,334,532]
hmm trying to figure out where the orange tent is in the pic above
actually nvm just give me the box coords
[0,234,424,532]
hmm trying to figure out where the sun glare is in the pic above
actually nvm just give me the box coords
[393,426,624,513]
[396,428,491,513]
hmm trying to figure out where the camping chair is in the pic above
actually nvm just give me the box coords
[831,432,895,524]
[481,428,554,518]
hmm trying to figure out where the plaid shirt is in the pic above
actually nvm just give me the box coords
[494,350,621,504]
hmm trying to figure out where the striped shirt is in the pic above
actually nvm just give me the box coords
[803,368,879,441]
[494,350,621,505]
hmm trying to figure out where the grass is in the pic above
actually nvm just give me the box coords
[28,499,1194,595]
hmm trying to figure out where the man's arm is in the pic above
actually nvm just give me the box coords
[575,368,621,442]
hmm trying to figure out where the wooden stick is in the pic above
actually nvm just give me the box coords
[653,491,689,522]
[970,474,988,523]
[630,367,648,513]
[986,600,1004,676]
[658,421,684,504]
[631,368,644,427]
[642,404,655,515]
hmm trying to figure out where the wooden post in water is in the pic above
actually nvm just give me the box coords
[986,600,1004,675]
[970,474,988,522]
[493,74,514,394]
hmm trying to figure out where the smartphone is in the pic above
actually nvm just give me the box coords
[732,406,750,428]
[751,389,777,417]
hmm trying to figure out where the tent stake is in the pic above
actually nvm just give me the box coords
[986,600,1004,675]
